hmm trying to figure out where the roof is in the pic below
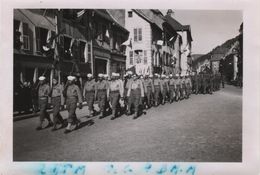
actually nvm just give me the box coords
[14,9,56,31]
[133,9,164,31]
[95,9,129,34]
[164,15,185,31]
[164,15,193,41]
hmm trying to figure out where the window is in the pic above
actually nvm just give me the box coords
[133,28,142,42]
[129,51,133,65]
[35,27,49,53]
[79,41,86,62]
[14,20,22,49]
[144,50,147,64]
[63,36,72,60]
[128,11,133,17]
[135,50,143,64]
[22,23,29,50]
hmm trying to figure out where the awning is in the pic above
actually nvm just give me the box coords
[14,9,55,31]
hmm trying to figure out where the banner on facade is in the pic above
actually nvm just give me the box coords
[135,64,151,75]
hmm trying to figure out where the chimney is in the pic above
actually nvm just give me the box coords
[166,9,174,17]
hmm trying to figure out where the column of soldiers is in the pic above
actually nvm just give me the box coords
[35,71,223,133]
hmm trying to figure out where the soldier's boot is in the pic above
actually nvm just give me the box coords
[64,123,72,134]
[133,110,139,119]
[111,110,117,120]
[36,122,43,131]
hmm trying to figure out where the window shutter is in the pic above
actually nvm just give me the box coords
[134,28,137,42]
[138,28,142,41]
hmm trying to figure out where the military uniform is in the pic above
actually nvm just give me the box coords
[96,79,109,116]
[38,83,52,128]
[169,77,176,102]
[180,77,186,99]
[51,83,64,128]
[143,78,154,108]
[127,78,144,117]
[161,78,169,104]
[185,76,192,97]
[108,79,124,118]
[66,84,83,124]
[83,79,96,115]
[153,77,163,106]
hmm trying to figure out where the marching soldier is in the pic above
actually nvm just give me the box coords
[36,76,53,130]
[153,73,163,106]
[168,74,176,103]
[96,73,109,118]
[107,72,124,119]
[64,76,83,133]
[50,78,65,131]
[161,74,169,104]
[202,73,207,94]
[124,71,133,114]
[83,73,96,117]
[185,74,192,98]
[175,74,181,101]
[180,74,186,99]
[143,74,154,109]
[193,72,199,94]
[127,74,145,119]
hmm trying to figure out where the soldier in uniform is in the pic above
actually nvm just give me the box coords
[153,73,163,106]
[185,74,192,98]
[168,74,176,103]
[107,73,124,119]
[36,76,53,130]
[124,71,132,115]
[143,74,154,109]
[180,75,186,99]
[50,78,65,131]
[202,73,207,94]
[64,76,83,133]
[192,72,199,94]
[96,74,109,118]
[127,74,145,118]
[83,73,96,117]
[175,74,181,101]
[160,74,169,104]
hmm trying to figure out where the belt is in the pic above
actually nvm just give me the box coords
[98,89,107,92]
[86,90,95,93]
[52,96,61,98]
[110,90,119,93]
[67,96,77,99]
[39,96,48,99]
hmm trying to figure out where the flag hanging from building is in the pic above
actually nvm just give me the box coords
[33,68,38,83]
[84,43,88,63]
[77,9,87,18]
[156,40,163,46]
[105,29,110,38]
[18,21,23,43]
[122,38,132,48]
[69,38,75,56]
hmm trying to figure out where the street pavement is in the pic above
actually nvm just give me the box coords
[13,85,242,162]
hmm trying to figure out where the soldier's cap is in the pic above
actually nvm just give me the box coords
[115,73,120,77]
[161,74,166,78]
[67,75,75,81]
[169,74,173,77]
[166,76,169,78]
[149,74,153,78]
[127,71,133,75]
[98,73,104,78]
[103,74,109,78]
[111,72,117,77]
[39,76,46,81]
[87,73,93,78]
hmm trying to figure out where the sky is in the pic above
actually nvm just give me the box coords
[161,10,243,55]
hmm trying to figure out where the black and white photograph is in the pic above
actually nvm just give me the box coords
[12,8,244,162]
